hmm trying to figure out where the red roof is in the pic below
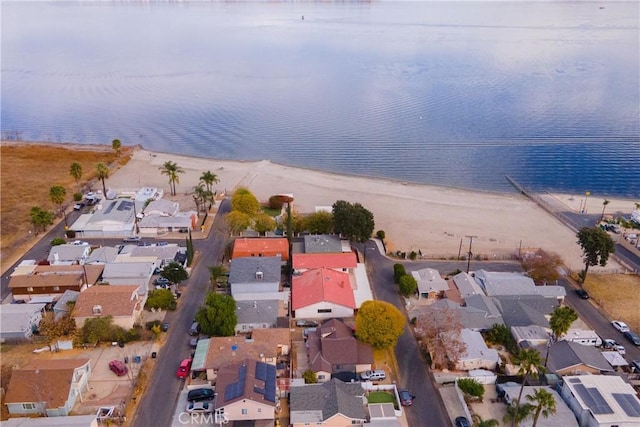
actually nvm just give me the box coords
[292,268,355,310]
[292,252,357,270]
[231,238,289,260]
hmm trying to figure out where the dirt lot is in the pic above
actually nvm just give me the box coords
[0,142,132,273]
[583,273,640,331]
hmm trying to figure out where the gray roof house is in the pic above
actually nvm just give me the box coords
[446,328,500,371]
[101,262,154,294]
[473,269,566,301]
[303,234,345,253]
[500,385,579,427]
[53,290,80,320]
[229,256,281,297]
[235,300,282,334]
[494,295,559,328]
[423,295,503,332]
[47,244,91,265]
[411,267,449,298]
[547,340,614,376]
[85,246,119,264]
[453,271,485,298]
[69,198,142,237]
[143,199,179,216]
[290,379,367,426]
[0,303,46,342]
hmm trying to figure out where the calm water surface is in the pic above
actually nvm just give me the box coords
[2,1,639,196]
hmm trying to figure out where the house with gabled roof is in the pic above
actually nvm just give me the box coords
[473,269,566,302]
[0,303,46,342]
[192,328,290,382]
[85,246,119,264]
[228,256,282,298]
[3,359,91,417]
[69,198,141,237]
[500,385,579,427]
[547,340,614,376]
[292,268,356,320]
[47,244,91,265]
[73,285,143,329]
[411,267,449,299]
[306,318,373,382]
[214,358,278,422]
[494,295,558,329]
[235,300,286,334]
[290,378,367,427]
[292,252,357,273]
[444,328,500,371]
[8,264,104,302]
[101,262,154,292]
[232,237,289,261]
[53,290,80,320]
[302,234,347,253]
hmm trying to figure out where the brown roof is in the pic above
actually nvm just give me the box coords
[205,328,290,370]
[308,318,373,373]
[4,359,90,407]
[73,285,140,318]
[9,264,104,289]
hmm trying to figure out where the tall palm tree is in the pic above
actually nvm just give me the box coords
[112,139,122,157]
[504,400,534,427]
[159,161,184,196]
[472,414,499,427]
[49,185,67,226]
[546,305,578,366]
[96,163,110,196]
[600,199,610,221]
[511,348,545,427]
[70,162,83,191]
[199,170,219,193]
[526,388,557,427]
[193,183,207,213]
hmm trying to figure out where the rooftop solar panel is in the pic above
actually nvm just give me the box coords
[574,384,614,415]
[612,393,640,417]
[224,364,248,401]
[568,377,582,383]
[255,361,268,381]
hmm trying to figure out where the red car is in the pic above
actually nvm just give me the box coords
[177,358,192,379]
[108,360,128,377]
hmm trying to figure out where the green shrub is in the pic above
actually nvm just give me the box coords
[409,251,417,260]
[484,323,516,353]
[393,263,407,283]
[145,320,162,331]
[302,370,317,384]
[145,289,177,311]
[399,274,418,296]
[50,237,66,246]
[457,378,484,400]
[65,229,76,238]
[73,192,83,202]
[376,230,386,240]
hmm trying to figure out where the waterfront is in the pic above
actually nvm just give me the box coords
[2,1,638,196]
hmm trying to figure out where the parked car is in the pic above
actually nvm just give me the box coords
[296,319,319,328]
[185,401,213,413]
[360,369,386,381]
[162,321,169,332]
[623,330,640,346]
[455,416,471,427]
[73,202,85,210]
[631,360,640,373]
[176,358,192,379]
[123,236,141,243]
[612,321,630,333]
[398,389,415,406]
[190,337,200,349]
[108,360,128,377]
[69,240,89,246]
[187,388,215,402]
[154,277,171,288]
[189,321,200,336]
[602,339,626,355]
[575,289,589,299]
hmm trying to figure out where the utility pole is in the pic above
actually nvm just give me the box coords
[465,235,477,273]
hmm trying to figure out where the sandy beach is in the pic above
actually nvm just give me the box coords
[107,148,636,271]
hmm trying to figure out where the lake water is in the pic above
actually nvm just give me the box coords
[2,1,639,197]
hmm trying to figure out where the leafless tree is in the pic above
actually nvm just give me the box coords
[416,306,467,369]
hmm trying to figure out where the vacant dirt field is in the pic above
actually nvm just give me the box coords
[0,142,133,272]
[584,273,640,331]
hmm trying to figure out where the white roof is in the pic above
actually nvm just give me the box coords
[47,245,90,262]
[143,199,179,216]
[453,271,485,297]
[102,262,154,278]
[411,268,449,294]
[562,375,640,424]
[451,329,500,364]
[501,386,578,427]
[474,269,566,298]
[0,414,98,427]
[601,351,628,367]
[0,304,46,334]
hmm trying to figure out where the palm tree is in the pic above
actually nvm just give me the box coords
[49,185,67,226]
[112,139,122,157]
[159,161,184,196]
[472,414,499,427]
[199,170,219,193]
[96,163,110,196]
[546,305,578,366]
[504,399,534,427]
[511,348,545,427]
[208,264,227,286]
[70,162,83,191]
[600,199,610,221]
[526,388,557,427]
[193,183,207,213]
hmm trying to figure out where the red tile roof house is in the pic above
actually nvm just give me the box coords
[292,252,357,273]
[292,268,356,320]
[214,358,278,423]
[306,318,373,382]
[8,264,104,303]
[73,285,144,330]
[232,237,289,262]
[3,359,91,417]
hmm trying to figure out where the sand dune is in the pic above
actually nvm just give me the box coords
[107,149,635,271]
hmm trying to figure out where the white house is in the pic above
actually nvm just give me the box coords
[292,268,356,320]
[47,244,91,265]
[446,329,500,371]
[474,269,566,301]
[101,262,154,293]
[411,267,449,299]
[0,303,46,342]
[559,375,640,427]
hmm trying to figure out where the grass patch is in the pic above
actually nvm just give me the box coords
[0,142,132,271]
[584,273,640,331]
[368,391,395,404]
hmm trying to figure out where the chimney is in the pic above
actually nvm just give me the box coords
[92,305,102,314]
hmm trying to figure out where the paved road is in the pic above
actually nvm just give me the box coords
[131,200,231,427]
[561,278,640,362]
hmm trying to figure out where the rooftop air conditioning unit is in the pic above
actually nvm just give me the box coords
[92,305,102,314]
[255,271,263,280]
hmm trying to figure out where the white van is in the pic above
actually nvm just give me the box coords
[360,369,386,381]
